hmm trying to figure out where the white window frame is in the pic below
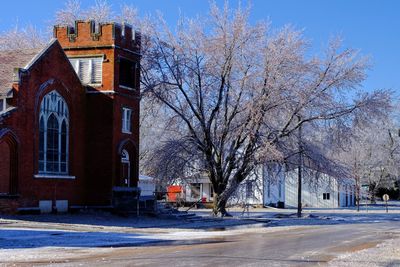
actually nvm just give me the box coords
[69,56,103,86]
[38,90,69,175]
[122,107,132,134]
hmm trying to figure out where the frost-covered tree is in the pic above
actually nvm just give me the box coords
[0,24,46,50]
[334,113,400,208]
[54,0,141,27]
[55,0,82,26]
[83,0,114,25]
[141,3,391,216]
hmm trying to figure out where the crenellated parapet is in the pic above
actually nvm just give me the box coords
[54,20,140,53]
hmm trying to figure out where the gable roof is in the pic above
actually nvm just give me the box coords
[0,49,41,96]
[0,39,59,97]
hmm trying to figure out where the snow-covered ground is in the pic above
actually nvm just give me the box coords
[0,215,293,264]
[328,238,400,267]
[0,202,400,265]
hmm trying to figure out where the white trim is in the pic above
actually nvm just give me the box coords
[68,54,105,59]
[24,38,58,70]
[0,107,17,116]
[34,174,76,179]
[119,85,135,90]
[87,83,102,87]
[122,107,132,134]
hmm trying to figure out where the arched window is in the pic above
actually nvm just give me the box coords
[38,91,69,174]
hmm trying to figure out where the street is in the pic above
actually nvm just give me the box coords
[1,220,397,266]
[70,223,398,267]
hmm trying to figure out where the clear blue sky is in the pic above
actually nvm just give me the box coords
[1,0,399,94]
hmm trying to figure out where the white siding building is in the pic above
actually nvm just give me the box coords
[171,163,356,209]
[263,164,356,208]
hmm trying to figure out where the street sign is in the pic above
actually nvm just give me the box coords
[383,194,389,202]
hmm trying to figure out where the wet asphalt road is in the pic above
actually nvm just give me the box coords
[53,221,400,267]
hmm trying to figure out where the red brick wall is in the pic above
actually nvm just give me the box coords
[0,199,19,214]
[56,21,141,201]
[0,141,10,193]
[0,21,141,212]
[2,40,87,208]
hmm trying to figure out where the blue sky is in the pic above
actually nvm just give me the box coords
[1,0,399,94]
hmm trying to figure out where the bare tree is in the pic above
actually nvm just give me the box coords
[116,4,139,27]
[54,0,114,26]
[0,24,47,50]
[83,0,114,24]
[55,0,82,26]
[141,3,391,216]
[334,113,400,209]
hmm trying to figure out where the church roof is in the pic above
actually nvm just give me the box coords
[0,48,42,96]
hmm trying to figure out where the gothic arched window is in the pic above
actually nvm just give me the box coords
[38,91,69,174]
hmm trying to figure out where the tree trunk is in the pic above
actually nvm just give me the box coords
[212,193,231,217]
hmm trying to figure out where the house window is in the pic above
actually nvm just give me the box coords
[69,57,102,85]
[122,107,132,133]
[323,193,330,200]
[191,183,201,199]
[38,91,69,175]
[119,58,136,89]
[246,180,253,198]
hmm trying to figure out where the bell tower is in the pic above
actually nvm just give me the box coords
[54,21,141,205]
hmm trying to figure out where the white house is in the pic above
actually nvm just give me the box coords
[170,162,356,208]
[262,163,356,208]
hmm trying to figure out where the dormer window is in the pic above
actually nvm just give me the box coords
[0,98,10,114]
[69,56,103,85]
[119,58,136,89]
[0,99,4,112]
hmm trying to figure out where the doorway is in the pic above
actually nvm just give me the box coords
[120,149,130,187]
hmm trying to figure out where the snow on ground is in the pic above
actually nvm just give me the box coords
[328,237,400,267]
[0,226,239,263]
[0,212,282,264]
[1,202,400,265]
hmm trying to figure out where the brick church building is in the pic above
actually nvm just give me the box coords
[0,21,140,213]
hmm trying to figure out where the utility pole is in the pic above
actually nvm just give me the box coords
[297,115,303,218]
